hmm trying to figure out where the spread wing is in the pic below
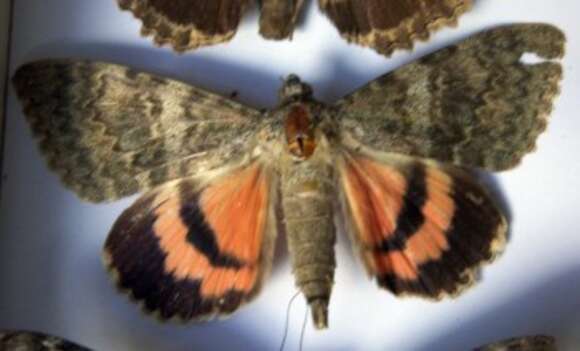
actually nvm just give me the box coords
[117,0,252,52]
[319,0,471,56]
[12,59,263,202]
[337,148,506,298]
[0,330,91,351]
[474,335,556,351]
[335,24,565,171]
[104,162,278,321]
[259,0,306,39]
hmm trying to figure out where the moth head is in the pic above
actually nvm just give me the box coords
[284,104,317,160]
[279,74,313,104]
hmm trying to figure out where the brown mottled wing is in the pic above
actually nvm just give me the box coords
[336,24,565,171]
[259,0,306,39]
[104,162,277,321]
[12,59,262,202]
[474,335,557,351]
[319,0,471,56]
[117,0,252,52]
[0,330,91,351]
[338,148,506,298]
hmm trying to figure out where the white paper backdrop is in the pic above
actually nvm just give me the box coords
[1,1,579,350]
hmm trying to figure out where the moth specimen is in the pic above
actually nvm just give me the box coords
[12,24,564,329]
[474,335,557,351]
[117,0,472,55]
[0,330,91,351]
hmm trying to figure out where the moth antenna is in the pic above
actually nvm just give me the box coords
[279,291,301,351]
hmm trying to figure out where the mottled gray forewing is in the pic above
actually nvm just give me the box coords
[117,0,252,52]
[319,0,471,56]
[259,0,305,39]
[336,24,565,171]
[474,335,557,351]
[12,59,262,202]
[0,331,91,351]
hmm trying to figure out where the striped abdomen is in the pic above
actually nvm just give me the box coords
[281,161,336,329]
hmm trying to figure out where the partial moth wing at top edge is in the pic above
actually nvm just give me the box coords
[12,59,263,202]
[335,24,565,171]
[259,0,306,40]
[318,0,472,56]
[474,335,557,351]
[117,0,252,52]
[0,330,92,351]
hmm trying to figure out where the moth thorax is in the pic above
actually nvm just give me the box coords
[284,104,316,159]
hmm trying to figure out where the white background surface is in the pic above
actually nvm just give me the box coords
[1,1,580,350]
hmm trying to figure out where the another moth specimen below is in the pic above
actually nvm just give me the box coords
[12,24,564,329]
[0,332,556,351]
[474,335,557,351]
[117,0,472,55]
[0,330,91,351]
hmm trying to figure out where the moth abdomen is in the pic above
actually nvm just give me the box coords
[282,163,336,329]
[284,195,336,329]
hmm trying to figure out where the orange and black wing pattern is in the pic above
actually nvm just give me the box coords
[104,163,276,320]
[339,152,506,298]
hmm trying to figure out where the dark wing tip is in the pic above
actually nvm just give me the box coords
[490,23,566,60]
[11,61,45,96]
[11,59,80,98]
[497,24,565,171]
[521,23,566,59]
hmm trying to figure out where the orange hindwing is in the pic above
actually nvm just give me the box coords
[103,163,276,320]
[339,153,507,298]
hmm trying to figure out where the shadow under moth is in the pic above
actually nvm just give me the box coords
[12,24,564,329]
[117,0,472,56]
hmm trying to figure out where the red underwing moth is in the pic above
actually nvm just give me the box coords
[117,0,472,56]
[0,330,91,351]
[474,335,557,351]
[12,24,564,329]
